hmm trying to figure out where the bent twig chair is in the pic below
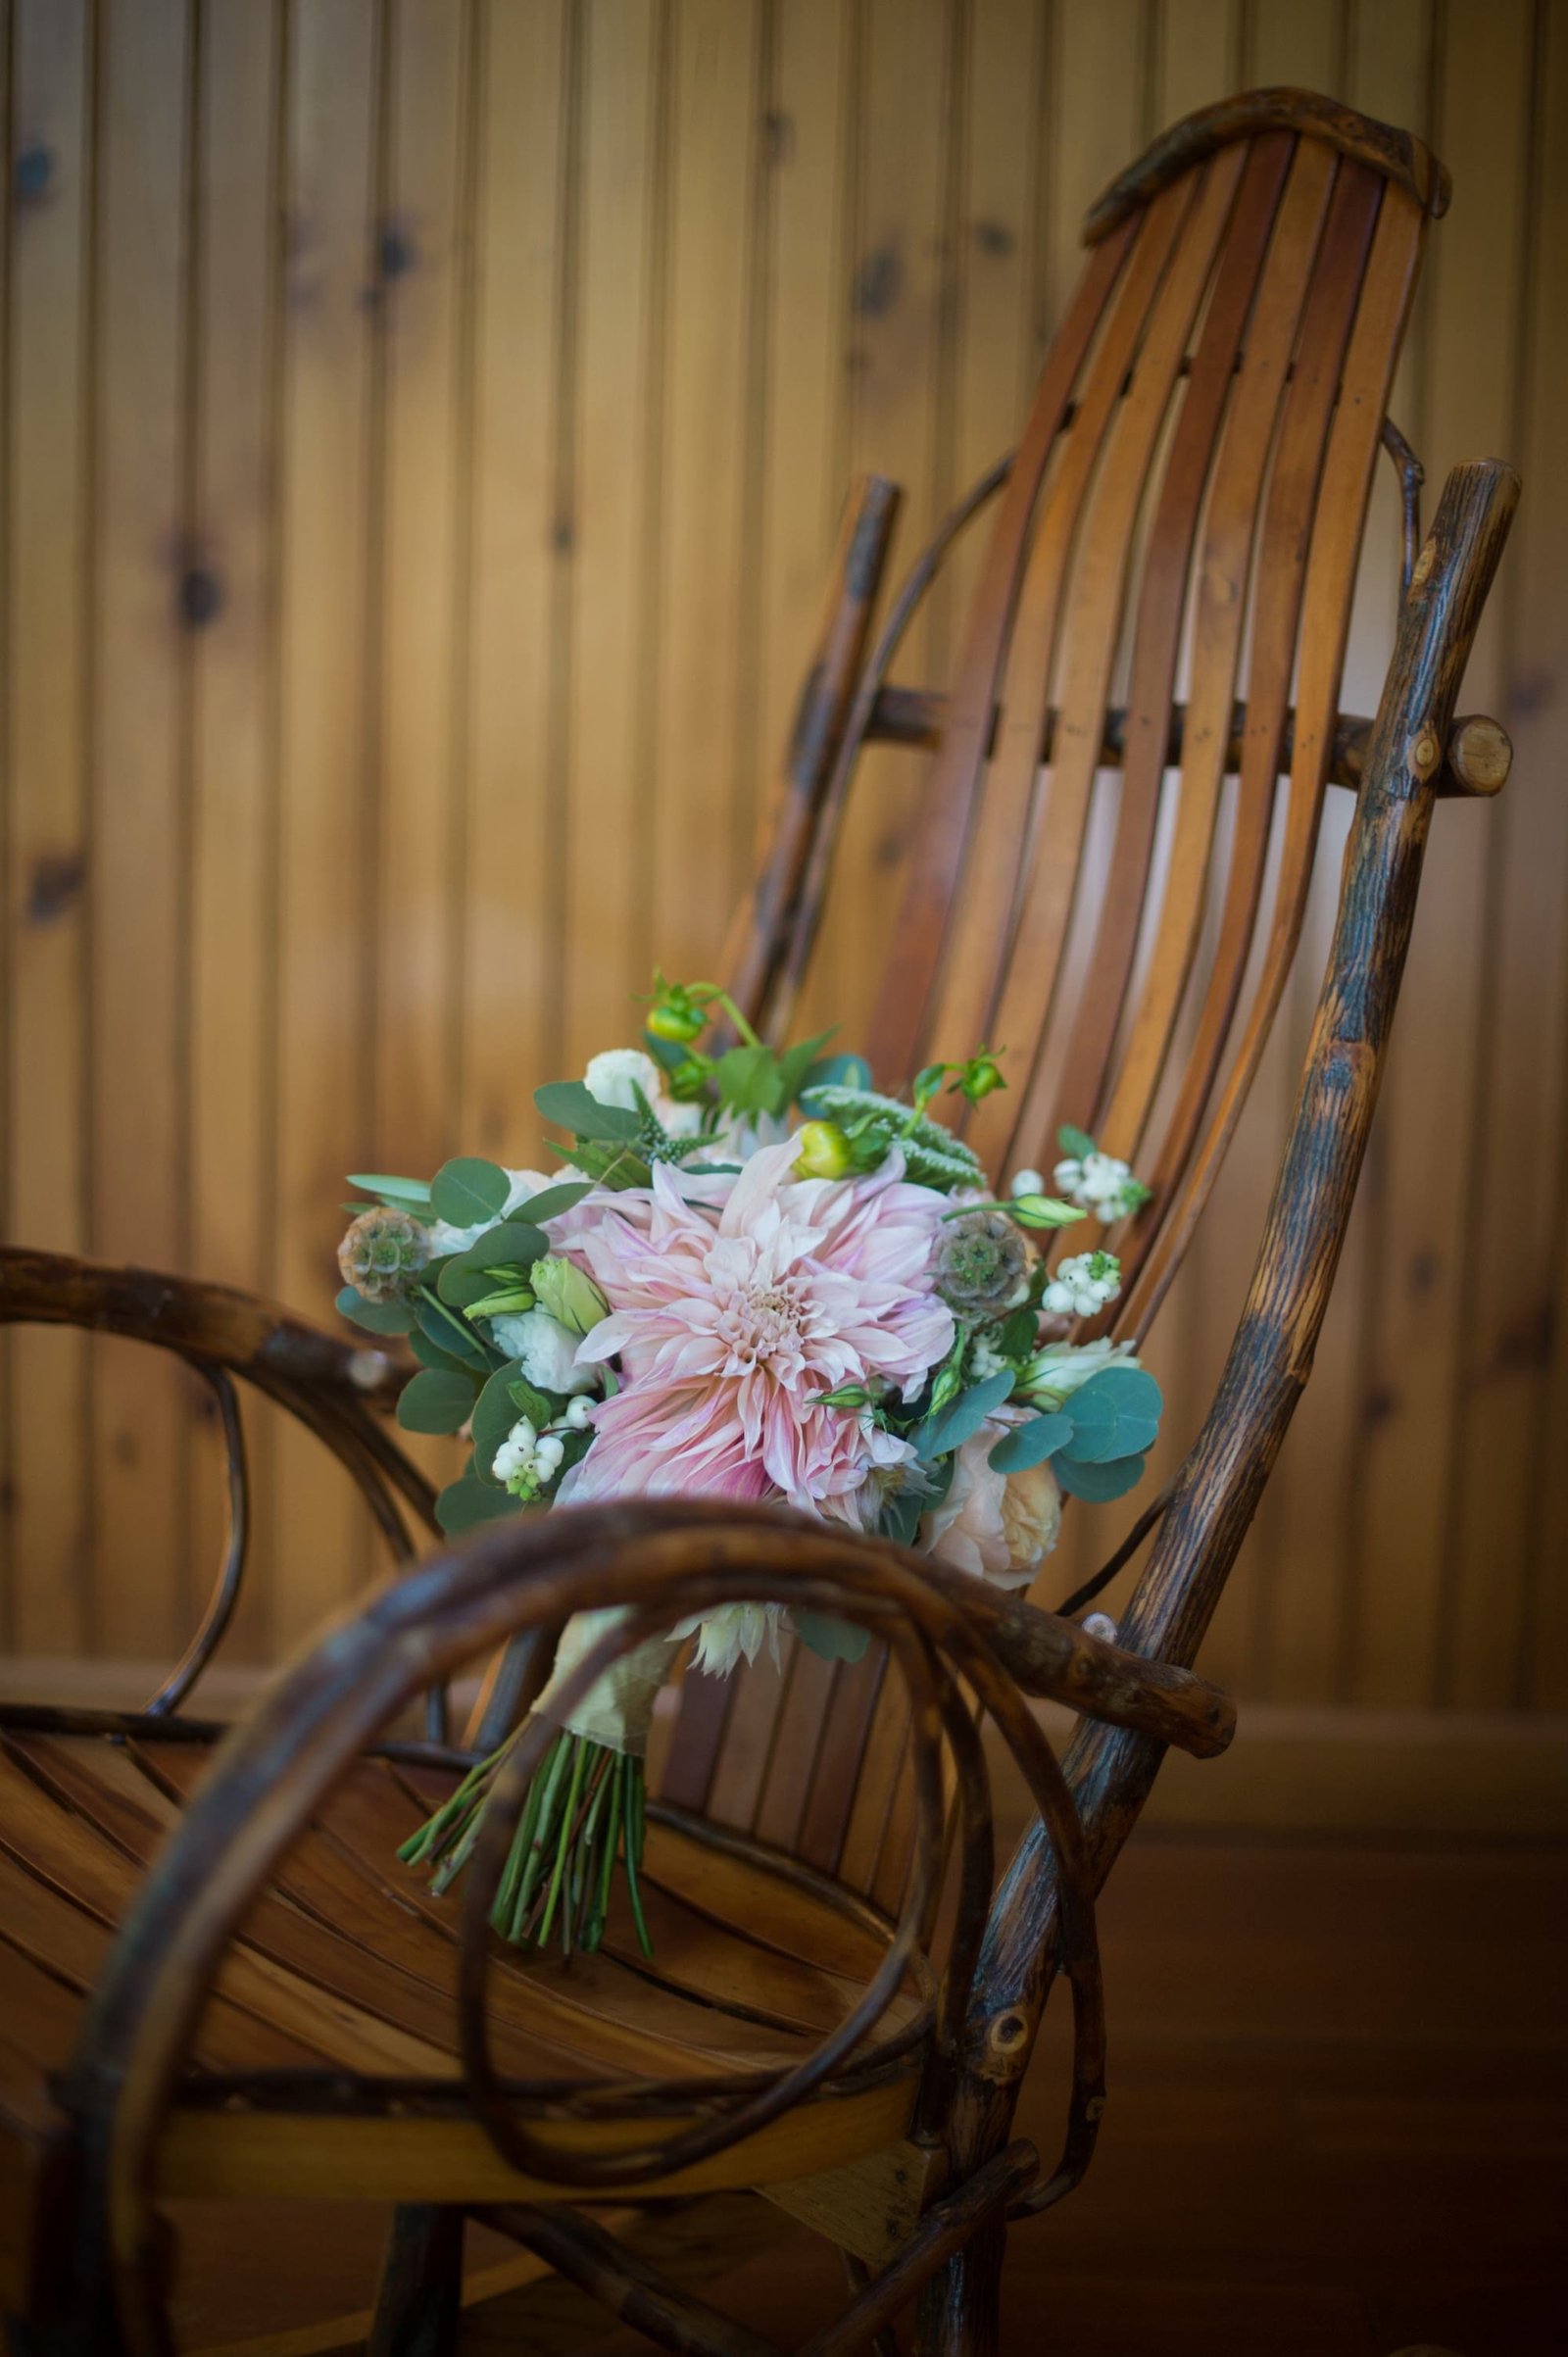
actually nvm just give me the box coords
[0,88,1519,2357]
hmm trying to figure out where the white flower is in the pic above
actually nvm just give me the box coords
[1082,1612,1118,1645]
[1019,1335,1140,1405]
[671,1601,783,1680]
[428,1166,555,1255]
[488,1307,597,1394]
[1042,1252,1122,1320]
[1009,1167,1045,1198]
[585,1049,663,1114]
[1054,1149,1148,1225]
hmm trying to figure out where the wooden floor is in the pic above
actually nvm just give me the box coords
[151,1823,1568,2355]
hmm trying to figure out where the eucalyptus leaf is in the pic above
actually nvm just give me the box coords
[1058,1366,1162,1463]
[643,1030,686,1071]
[919,1368,1016,1458]
[1056,1125,1096,1161]
[534,1080,641,1142]
[775,1027,837,1105]
[414,1290,495,1373]
[789,1610,870,1665]
[987,1412,1076,1472]
[436,1258,510,1310]
[996,1305,1039,1359]
[430,1156,511,1228]
[335,1285,413,1337]
[514,1181,593,1225]
[408,1327,476,1379]
[397,1367,481,1436]
[801,1051,872,1104]
[435,1470,527,1537]
[470,1360,537,1483]
[1054,1450,1147,1503]
[348,1172,433,1209]
[446,1219,549,1278]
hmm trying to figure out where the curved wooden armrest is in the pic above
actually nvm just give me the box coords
[0,1242,407,1412]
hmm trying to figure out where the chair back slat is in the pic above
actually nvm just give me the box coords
[665,95,1440,1882]
[1094,140,1340,1160]
[954,150,1247,1180]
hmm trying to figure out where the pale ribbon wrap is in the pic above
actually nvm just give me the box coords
[533,1607,681,1757]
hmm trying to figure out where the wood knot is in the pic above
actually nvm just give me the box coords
[1408,727,1441,780]
[854,244,903,319]
[15,144,53,206]
[986,2008,1030,2058]
[1410,535,1437,592]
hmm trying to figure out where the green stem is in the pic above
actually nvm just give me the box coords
[535,1735,588,1949]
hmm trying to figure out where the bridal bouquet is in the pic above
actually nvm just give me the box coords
[335,979,1159,1957]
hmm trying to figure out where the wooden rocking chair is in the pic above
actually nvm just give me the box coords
[0,89,1519,2357]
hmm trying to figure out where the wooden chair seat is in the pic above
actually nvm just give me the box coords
[0,1728,925,2233]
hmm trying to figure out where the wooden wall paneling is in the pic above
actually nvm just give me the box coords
[270,0,385,1648]
[186,0,285,1662]
[1459,0,1568,1712]
[943,0,1047,636]
[1176,0,1348,1699]
[560,0,663,1083]
[824,0,956,1041]
[4,0,94,1654]
[1253,0,1434,1705]
[750,0,854,858]
[649,0,762,990]
[1350,0,1534,1708]
[0,0,10,1650]
[373,0,469,1181]
[90,0,194,1662]
[369,0,473,1512]
[458,0,569,1156]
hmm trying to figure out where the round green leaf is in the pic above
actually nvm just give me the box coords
[430,1156,512,1228]
[1060,1366,1162,1463]
[790,1610,871,1664]
[988,1412,1075,1473]
[1054,1450,1147,1503]
[335,1284,413,1337]
[414,1291,495,1373]
[534,1081,641,1143]
[397,1367,481,1436]
[347,1171,432,1208]
[513,1181,593,1225]
[435,1471,527,1537]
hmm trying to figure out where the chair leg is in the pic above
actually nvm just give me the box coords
[911,2214,1005,2357]
[368,2204,465,2357]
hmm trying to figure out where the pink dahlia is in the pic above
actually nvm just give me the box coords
[556,1139,954,1525]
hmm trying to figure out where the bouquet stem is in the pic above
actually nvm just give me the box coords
[399,1727,651,1957]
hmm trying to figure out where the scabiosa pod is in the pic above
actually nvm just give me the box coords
[336,1205,430,1303]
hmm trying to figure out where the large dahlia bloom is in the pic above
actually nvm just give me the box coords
[556,1139,954,1524]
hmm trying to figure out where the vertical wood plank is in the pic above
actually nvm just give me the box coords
[1457,0,1568,1710]
[823,0,956,1040]
[271,0,384,1647]
[560,0,662,1081]
[373,0,468,1180]
[1257,0,1434,1705]
[1349,0,1533,1707]
[4,0,94,1654]
[90,0,194,1661]
[458,0,568,1161]
[649,0,761,988]
[751,0,854,836]
[187,0,285,1661]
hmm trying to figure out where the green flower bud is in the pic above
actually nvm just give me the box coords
[1007,1193,1085,1231]
[795,1120,853,1180]
[666,1052,712,1103]
[956,1048,1006,1105]
[529,1253,609,1337]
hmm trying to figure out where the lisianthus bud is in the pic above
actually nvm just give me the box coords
[1007,1192,1084,1232]
[795,1120,852,1180]
[530,1253,609,1338]
[337,1206,430,1303]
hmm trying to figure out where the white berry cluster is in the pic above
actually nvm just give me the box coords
[1042,1250,1122,1320]
[492,1396,594,1498]
[1053,1147,1148,1224]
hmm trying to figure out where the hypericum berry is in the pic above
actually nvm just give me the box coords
[336,1206,430,1303]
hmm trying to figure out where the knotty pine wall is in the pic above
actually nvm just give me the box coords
[2,0,1564,1720]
